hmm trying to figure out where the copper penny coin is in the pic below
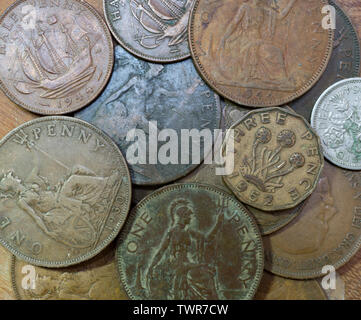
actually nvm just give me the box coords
[11,243,128,300]
[264,161,361,279]
[75,45,221,186]
[290,0,360,121]
[254,271,327,300]
[189,0,333,107]
[0,117,131,267]
[0,0,114,115]
[117,183,264,300]
[222,107,324,211]
[103,0,194,63]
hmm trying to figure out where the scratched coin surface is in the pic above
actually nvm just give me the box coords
[311,78,361,170]
[12,243,128,300]
[264,161,361,279]
[223,107,323,211]
[103,0,193,62]
[0,0,114,115]
[117,183,264,300]
[189,0,333,107]
[76,45,221,186]
[0,117,131,267]
[254,271,327,300]
[290,0,360,121]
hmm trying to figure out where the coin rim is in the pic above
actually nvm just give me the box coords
[188,0,335,107]
[222,107,325,211]
[311,77,361,170]
[0,0,114,115]
[264,165,361,279]
[0,116,132,268]
[116,182,264,300]
[102,0,190,63]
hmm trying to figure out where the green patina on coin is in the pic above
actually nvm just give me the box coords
[117,183,263,300]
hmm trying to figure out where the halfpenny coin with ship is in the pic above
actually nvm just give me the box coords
[189,0,333,107]
[103,0,194,63]
[0,0,114,115]
[222,107,323,211]
[0,117,131,267]
[264,161,361,279]
[117,183,264,300]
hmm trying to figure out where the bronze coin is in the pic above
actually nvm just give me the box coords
[117,183,264,300]
[0,0,114,115]
[222,107,324,211]
[103,0,194,63]
[0,117,131,267]
[11,243,128,300]
[290,0,360,121]
[75,45,221,186]
[264,161,361,279]
[254,271,327,300]
[189,0,333,107]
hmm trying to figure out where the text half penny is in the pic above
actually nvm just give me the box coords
[0,0,114,115]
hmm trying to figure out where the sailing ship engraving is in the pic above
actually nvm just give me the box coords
[11,14,96,99]
[130,0,194,49]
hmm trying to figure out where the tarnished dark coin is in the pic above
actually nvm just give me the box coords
[254,271,327,300]
[264,161,361,279]
[189,0,333,107]
[0,117,131,267]
[311,78,361,170]
[132,101,305,234]
[290,0,360,121]
[0,0,114,115]
[12,243,128,300]
[76,45,221,186]
[117,183,263,300]
[223,107,324,211]
[103,0,193,62]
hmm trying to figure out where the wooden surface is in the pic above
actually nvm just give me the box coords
[0,0,360,300]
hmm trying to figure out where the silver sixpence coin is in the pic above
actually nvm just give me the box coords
[311,78,361,170]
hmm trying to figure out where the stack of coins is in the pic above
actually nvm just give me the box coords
[0,0,360,301]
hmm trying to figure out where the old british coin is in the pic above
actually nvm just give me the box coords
[103,0,193,63]
[76,45,221,186]
[0,117,131,267]
[222,107,323,211]
[254,271,327,300]
[12,243,128,300]
[117,183,264,300]
[311,78,361,170]
[189,0,333,107]
[290,0,360,121]
[264,161,361,279]
[0,0,114,115]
